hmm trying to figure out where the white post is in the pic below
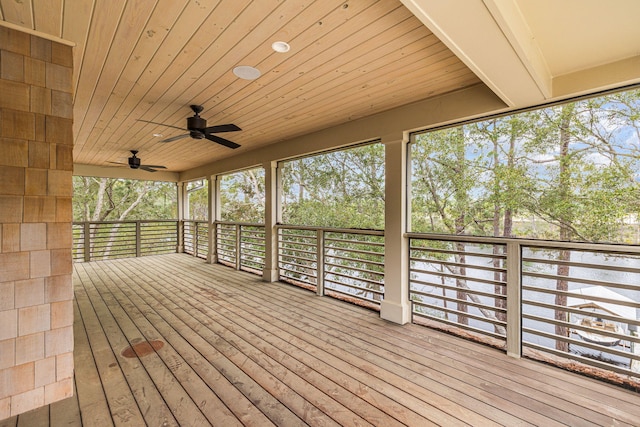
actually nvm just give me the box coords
[380,135,411,324]
[263,161,280,282]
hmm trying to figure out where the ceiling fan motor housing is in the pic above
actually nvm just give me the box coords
[187,115,206,130]
[128,156,141,169]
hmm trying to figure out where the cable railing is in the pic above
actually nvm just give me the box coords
[520,242,640,378]
[239,224,266,273]
[72,220,178,262]
[215,221,266,274]
[71,219,640,383]
[408,232,640,383]
[409,236,507,345]
[183,220,208,260]
[277,225,385,309]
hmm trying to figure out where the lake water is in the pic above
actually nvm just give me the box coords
[410,244,640,371]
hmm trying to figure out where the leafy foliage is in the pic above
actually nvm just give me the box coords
[220,168,265,222]
[73,176,176,222]
[411,89,640,244]
[281,142,385,229]
[74,89,640,245]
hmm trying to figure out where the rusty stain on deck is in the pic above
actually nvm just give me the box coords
[122,339,164,358]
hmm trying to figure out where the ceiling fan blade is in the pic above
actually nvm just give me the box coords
[141,164,166,169]
[137,119,186,131]
[205,133,241,149]
[107,161,127,166]
[203,124,241,133]
[161,133,190,143]
[139,166,158,172]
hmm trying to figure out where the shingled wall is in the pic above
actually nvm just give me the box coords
[0,25,74,419]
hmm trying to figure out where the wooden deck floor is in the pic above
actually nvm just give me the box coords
[2,254,639,426]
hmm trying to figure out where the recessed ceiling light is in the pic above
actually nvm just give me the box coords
[233,65,261,80]
[272,41,290,53]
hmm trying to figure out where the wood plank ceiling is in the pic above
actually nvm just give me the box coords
[0,0,481,172]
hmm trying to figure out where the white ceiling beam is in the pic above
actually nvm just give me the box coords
[482,0,552,98]
[553,55,640,99]
[400,0,548,108]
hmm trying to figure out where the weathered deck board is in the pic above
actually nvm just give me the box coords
[142,255,638,426]
[104,260,423,427]
[49,381,81,426]
[3,254,638,426]
[124,258,500,426]
[74,267,163,426]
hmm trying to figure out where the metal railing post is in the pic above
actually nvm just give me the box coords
[506,241,522,358]
[316,229,324,296]
[275,226,280,280]
[83,222,91,262]
[135,221,141,257]
[177,220,184,253]
[235,224,242,270]
[194,221,199,258]
[210,221,218,264]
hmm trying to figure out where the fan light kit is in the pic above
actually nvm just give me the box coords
[233,65,261,80]
[272,41,290,53]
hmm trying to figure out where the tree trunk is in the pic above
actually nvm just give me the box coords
[491,128,507,327]
[455,218,469,325]
[495,130,516,327]
[452,128,470,325]
[555,106,574,352]
[102,182,150,258]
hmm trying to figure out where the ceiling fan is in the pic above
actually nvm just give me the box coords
[109,150,167,173]
[139,105,241,149]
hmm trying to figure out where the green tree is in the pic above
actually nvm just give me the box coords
[186,180,208,220]
[528,92,640,350]
[73,177,176,221]
[412,127,510,331]
[410,88,640,342]
[73,176,177,258]
[220,168,265,222]
[282,143,385,229]
[467,113,541,325]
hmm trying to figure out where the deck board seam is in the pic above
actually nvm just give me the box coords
[74,264,153,425]
[181,257,640,412]
[158,255,639,425]
[135,256,524,421]
[95,260,312,427]
[107,258,382,427]
[90,261,259,427]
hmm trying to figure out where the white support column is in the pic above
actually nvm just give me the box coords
[263,161,280,282]
[176,182,186,253]
[207,176,219,264]
[380,135,411,324]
